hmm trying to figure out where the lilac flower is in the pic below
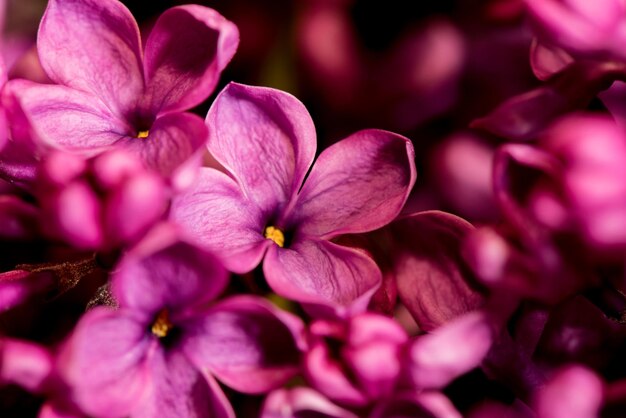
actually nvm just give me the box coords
[36,149,167,251]
[172,83,416,314]
[9,0,238,185]
[58,228,303,418]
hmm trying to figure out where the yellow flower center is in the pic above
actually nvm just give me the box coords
[151,309,174,338]
[264,226,285,247]
[137,130,150,139]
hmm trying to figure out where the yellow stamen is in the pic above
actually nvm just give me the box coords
[151,309,174,338]
[137,130,150,139]
[264,226,285,247]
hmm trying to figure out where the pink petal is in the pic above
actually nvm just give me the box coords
[132,349,235,418]
[0,195,39,240]
[171,168,270,273]
[391,211,485,331]
[0,270,52,312]
[143,5,238,114]
[206,83,316,215]
[182,296,303,394]
[113,236,228,315]
[263,239,381,315]
[0,339,53,392]
[38,0,144,117]
[59,308,152,418]
[294,129,416,238]
[408,311,495,389]
[118,111,208,182]
[8,80,127,151]
[261,388,358,418]
[536,365,604,418]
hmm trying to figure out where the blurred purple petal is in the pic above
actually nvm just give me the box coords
[0,270,52,312]
[182,296,303,393]
[0,339,53,392]
[261,388,357,418]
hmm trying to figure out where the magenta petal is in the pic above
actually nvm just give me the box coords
[0,270,52,312]
[295,129,416,238]
[408,311,495,389]
[8,80,126,151]
[59,308,151,418]
[143,5,238,114]
[0,195,39,240]
[535,366,604,418]
[261,388,357,418]
[206,83,316,214]
[391,211,485,331]
[182,296,303,394]
[113,236,228,315]
[264,239,381,313]
[38,0,144,117]
[171,168,269,273]
[0,339,53,392]
[133,349,235,418]
[119,112,207,182]
[370,394,452,418]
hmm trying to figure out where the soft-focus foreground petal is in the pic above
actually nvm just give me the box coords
[113,231,228,315]
[0,270,52,312]
[206,83,316,215]
[370,393,453,418]
[59,308,151,418]
[264,239,381,316]
[261,388,357,418]
[389,211,485,331]
[143,5,238,114]
[471,62,626,141]
[118,111,208,185]
[132,349,234,418]
[8,80,127,151]
[0,195,39,240]
[171,168,269,273]
[535,365,604,418]
[0,339,53,392]
[295,129,416,238]
[408,311,496,389]
[182,296,303,394]
[38,0,144,117]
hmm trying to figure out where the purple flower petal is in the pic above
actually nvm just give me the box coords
[182,296,303,394]
[132,349,235,418]
[408,311,495,389]
[261,388,357,418]
[113,234,228,315]
[294,129,416,238]
[118,111,208,183]
[171,168,269,273]
[206,83,316,215]
[59,308,152,418]
[391,211,485,331]
[0,270,52,312]
[8,80,127,151]
[38,0,144,118]
[143,5,238,114]
[0,195,39,240]
[0,339,53,392]
[263,239,381,314]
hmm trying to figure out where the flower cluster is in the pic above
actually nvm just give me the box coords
[1,0,626,417]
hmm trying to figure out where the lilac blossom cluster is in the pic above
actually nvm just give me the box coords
[0,0,625,417]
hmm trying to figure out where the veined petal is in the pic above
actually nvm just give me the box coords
[113,236,228,315]
[118,112,208,182]
[206,83,316,215]
[59,308,152,418]
[182,296,303,393]
[295,129,416,239]
[171,168,269,274]
[8,80,127,151]
[143,5,238,114]
[38,0,144,117]
[263,239,381,314]
[133,349,235,418]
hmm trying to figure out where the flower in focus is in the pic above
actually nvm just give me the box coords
[8,0,238,186]
[172,82,416,315]
[58,229,303,418]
